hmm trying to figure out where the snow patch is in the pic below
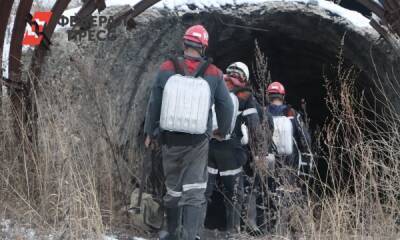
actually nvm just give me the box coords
[1,218,40,240]
[1,219,147,240]
[104,236,147,240]
[59,0,372,30]
[1,0,21,96]
[317,0,371,28]
[2,0,21,80]
[103,235,119,240]
[0,219,11,233]
[36,0,57,8]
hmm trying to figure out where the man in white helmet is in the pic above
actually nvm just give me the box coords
[205,62,262,236]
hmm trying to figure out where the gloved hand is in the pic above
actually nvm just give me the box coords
[144,135,158,150]
[240,124,249,145]
[212,129,224,141]
[145,135,152,148]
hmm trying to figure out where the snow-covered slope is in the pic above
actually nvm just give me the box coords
[0,0,374,78]
[61,0,371,29]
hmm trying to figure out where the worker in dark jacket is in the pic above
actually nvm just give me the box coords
[144,25,234,240]
[205,62,260,236]
[246,82,312,234]
[266,81,311,174]
[225,62,261,143]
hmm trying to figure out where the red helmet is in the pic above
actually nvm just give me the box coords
[183,25,209,48]
[267,82,286,95]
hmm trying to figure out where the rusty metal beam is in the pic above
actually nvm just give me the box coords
[9,0,33,84]
[355,0,385,18]
[27,0,72,145]
[370,19,400,55]
[77,0,106,17]
[385,0,400,14]
[45,0,73,38]
[73,0,106,29]
[30,0,72,82]
[385,0,400,35]
[7,0,33,140]
[107,0,161,30]
[0,0,14,81]
[356,0,400,39]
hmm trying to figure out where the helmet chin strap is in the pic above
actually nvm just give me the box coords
[197,46,206,57]
[201,47,206,56]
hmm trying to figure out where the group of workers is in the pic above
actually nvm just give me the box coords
[144,24,312,240]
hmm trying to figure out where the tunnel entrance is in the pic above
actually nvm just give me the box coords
[197,10,378,131]
[211,31,332,131]
[191,9,379,230]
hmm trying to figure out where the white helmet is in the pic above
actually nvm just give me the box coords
[226,62,250,82]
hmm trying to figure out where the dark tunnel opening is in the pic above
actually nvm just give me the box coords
[194,11,379,230]
[206,17,374,132]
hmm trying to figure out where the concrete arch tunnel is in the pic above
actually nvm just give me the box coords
[187,5,399,131]
[36,2,400,214]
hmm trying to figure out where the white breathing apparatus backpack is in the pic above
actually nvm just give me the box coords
[272,116,293,155]
[160,57,211,134]
[211,92,239,139]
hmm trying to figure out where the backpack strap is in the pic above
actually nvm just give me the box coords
[193,58,212,78]
[169,56,185,75]
[178,57,190,76]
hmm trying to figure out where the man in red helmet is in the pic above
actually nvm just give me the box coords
[266,81,311,160]
[144,25,234,240]
[268,81,311,213]
[246,82,311,233]
[265,81,312,185]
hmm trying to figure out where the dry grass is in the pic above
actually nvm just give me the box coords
[245,40,400,239]
[310,44,400,239]
[0,59,125,238]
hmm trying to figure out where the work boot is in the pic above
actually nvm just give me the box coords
[161,207,181,240]
[196,203,207,240]
[225,202,241,233]
[246,192,263,235]
[182,205,203,240]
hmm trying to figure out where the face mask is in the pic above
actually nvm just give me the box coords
[224,75,246,88]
